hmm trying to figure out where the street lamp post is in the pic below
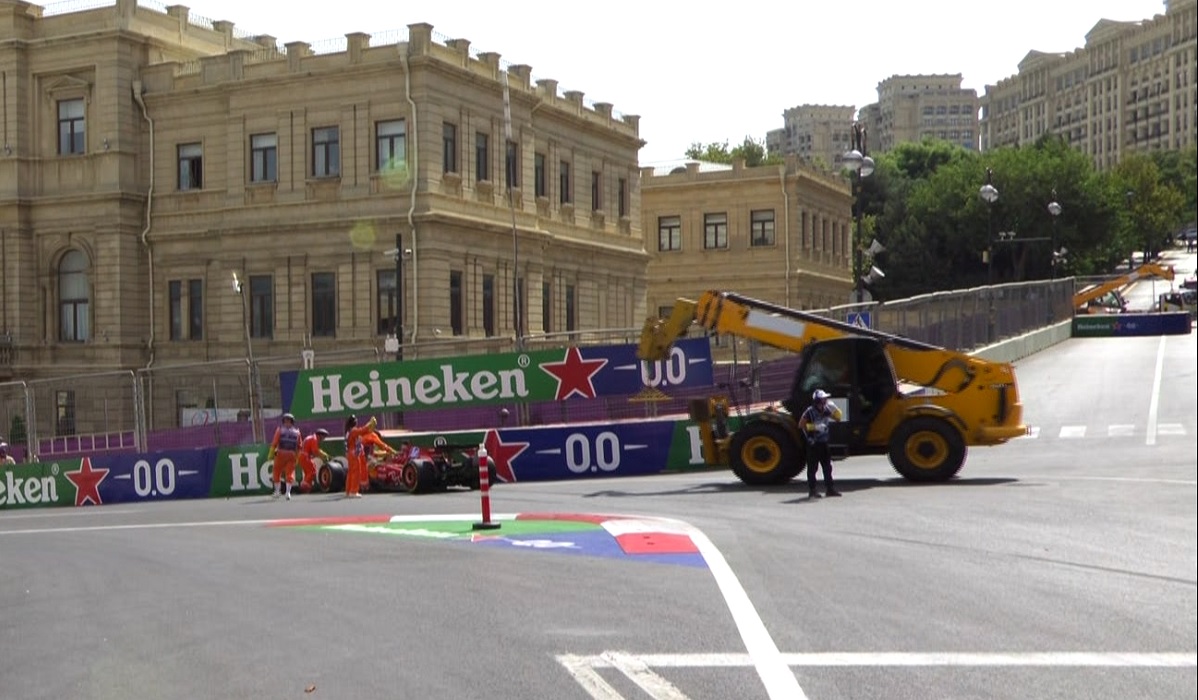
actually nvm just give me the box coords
[232,272,263,443]
[842,122,875,303]
[979,168,999,285]
[1047,192,1062,280]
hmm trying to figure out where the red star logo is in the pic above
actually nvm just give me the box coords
[65,457,109,507]
[539,347,608,400]
[483,429,528,484]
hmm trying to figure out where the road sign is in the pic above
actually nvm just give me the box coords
[846,312,872,329]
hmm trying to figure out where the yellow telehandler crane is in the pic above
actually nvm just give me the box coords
[1073,262,1174,314]
[638,291,1027,484]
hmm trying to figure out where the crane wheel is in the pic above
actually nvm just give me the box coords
[729,422,801,485]
[888,416,966,482]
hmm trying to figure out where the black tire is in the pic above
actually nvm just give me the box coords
[402,460,437,494]
[401,462,421,492]
[888,416,966,482]
[465,457,498,491]
[728,421,801,486]
[318,458,347,493]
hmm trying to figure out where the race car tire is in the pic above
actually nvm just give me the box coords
[318,458,348,493]
[465,457,498,490]
[401,461,435,494]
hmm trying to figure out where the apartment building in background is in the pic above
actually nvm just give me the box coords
[641,157,854,323]
[766,105,856,169]
[980,0,1197,168]
[0,0,646,440]
[860,74,980,153]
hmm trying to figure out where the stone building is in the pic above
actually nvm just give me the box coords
[860,74,980,153]
[640,158,854,321]
[765,105,856,169]
[0,0,646,442]
[980,0,1197,168]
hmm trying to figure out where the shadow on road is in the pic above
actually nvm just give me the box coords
[584,476,1018,501]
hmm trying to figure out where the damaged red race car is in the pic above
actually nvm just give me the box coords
[316,440,497,495]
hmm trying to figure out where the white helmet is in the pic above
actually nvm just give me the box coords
[812,389,831,401]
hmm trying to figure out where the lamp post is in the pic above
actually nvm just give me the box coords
[232,272,263,443]
[979,168,999,285]
[1047,192,1062,280]
[842,122,875,303]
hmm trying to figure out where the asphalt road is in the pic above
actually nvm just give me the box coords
[1,331,1195,700]
[1121,247,1195,311]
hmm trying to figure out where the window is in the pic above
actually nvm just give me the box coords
[658,305,674,320]
[169,280,183,341]
[591,171,602,210]
[250,133,277,183]
[377,269,396,336]
[55,390,76,437]
[565,284,576,332]
[542,282,552,333]
[704,212,728,249]
[475,132,490,182]
[249,275,273,339]
[482,274,495,337]
[505,140,519,188]
[658,215,682,251]
[311,272,336,338]
[376,119,406,175]
[618,177,628,217]
[442,122,458,173]
[188,279,203,340]
[58,99,85,155]
[750,210,776,246]
[534,152,547,197]
[450,270,464,335]
[178,143,203,190]
[312,127,340,177]
[58,249,89,342]
[559,160,572,204]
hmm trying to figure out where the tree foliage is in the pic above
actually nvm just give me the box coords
[684,137,783,167]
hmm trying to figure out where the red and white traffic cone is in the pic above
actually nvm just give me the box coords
[472,446,501,531]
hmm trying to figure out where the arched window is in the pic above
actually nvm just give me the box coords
[58,249,90,342]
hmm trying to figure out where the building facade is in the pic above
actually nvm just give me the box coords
[980,0,1197,168]
[0,0,647,441]
[861,74,979,153]
[641,157,854,322]
[765,105,856,169]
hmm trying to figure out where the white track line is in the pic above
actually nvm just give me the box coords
[557,654,625,700]
[601,651,689,699]
[1147,335,1166,446]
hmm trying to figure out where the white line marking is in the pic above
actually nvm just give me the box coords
[1107,424,1135,437]
[601,651,689,699]
[556,654,625,700]
[0,508,139,520]
[576,651,1198,668]
[1147,335,1166,446]
[656,517,806,700]
[1157,423,1187,436]
[1059,426,1087,438]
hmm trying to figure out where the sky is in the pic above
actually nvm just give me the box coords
[152,0,1168,165]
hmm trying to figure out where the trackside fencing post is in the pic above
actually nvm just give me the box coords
[472,446,501,531]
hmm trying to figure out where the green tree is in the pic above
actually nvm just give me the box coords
[1113,154,1186,264]
[684,136,782,167]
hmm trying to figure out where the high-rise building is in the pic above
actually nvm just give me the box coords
[980,0,1197,168]
[766,105,857,169]
[0,0,646,440]
[862,74,980,152]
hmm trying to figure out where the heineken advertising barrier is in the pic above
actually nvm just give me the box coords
[0,415,735,510]
[1072,312,1193,338]
[279,338,714,419]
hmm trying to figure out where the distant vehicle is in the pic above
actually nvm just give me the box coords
[317,441,495,495]
[1073,263,1174,314]
[1157,290,1197,318]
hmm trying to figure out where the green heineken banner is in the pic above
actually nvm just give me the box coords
[278,338,714,420]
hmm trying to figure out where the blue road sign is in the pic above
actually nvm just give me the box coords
[846,311,872,329]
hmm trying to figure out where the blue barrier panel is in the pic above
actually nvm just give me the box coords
[1073,313,1192,337]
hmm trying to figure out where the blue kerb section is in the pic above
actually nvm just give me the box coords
[467,530,707,568]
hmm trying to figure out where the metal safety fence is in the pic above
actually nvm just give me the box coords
[0,279,1074,463]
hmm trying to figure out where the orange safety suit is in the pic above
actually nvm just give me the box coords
[298,433,329,493]
[344,419,376,496]
[268,423,302,487]
[358,431,397,489]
